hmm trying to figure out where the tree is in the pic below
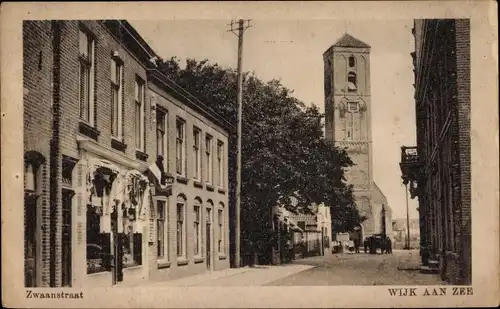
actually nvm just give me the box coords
[155,57,364,262]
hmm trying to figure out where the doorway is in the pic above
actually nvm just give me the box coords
[24,195,38,287]
[61,189,73,287]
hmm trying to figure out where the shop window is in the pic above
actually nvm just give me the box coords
[86,168,116,274]
[86,205,111,274]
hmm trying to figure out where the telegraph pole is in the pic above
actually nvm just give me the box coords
[405,183,411,250]
[228,19,252,268]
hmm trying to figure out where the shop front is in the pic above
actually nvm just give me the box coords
[72,143,152,287]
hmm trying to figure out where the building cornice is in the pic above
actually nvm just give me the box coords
[77,136,148,171]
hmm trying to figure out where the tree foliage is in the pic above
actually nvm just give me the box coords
[156,57,365,257]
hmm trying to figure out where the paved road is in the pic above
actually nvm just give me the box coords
[265,250,443,286]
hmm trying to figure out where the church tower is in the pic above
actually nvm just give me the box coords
[323,33,379,240]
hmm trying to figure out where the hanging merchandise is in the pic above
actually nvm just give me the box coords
[128,206,136,221]
[138,185,150,221]
[107,175,123,215]
[130,177,138,206]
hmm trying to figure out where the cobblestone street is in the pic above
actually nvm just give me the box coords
[141,249,443,287]
[266,249,444,286]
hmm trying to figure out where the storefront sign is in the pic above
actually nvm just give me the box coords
[148,218,155,243]
[77,222,84,244]
[164,175,175,184]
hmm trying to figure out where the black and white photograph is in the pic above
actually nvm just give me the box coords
[1,1,498,308]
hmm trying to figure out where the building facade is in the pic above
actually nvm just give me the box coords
[323,33,393,242]
[273,203,332,261]
[400,19,471,285]
[23,20,232,288]
[147,69,231,282]
[392,218,420,244]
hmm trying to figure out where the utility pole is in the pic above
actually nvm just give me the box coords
[228,19,252,268]
[405,182,411,250]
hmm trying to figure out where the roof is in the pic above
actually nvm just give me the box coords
[101,20,235,134]
[147,69,235,134]
[333,33,371,48]
[290,213,317,227]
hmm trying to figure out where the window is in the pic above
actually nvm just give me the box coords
[205,135,213,184]
[25,162,37,192]
[156,110,167,160]
[157,201,166,258]
[347,72,357,92]
[86,205,110,274]
[217,141,224,188]
[217,206,224,253]
[193,128,201,180]
[346,110,354,140]
[86,169,115,274]
[122,227,142,268]
[348,55,356,68]
[111,58,123,139]
[297,221,306,231]
[194,204,201,256]
[79,29,95,125]
[176,119,186,176]
[135,77,145,150]
[176,200,185,257]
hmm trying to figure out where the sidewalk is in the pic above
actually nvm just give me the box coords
[144,263,315,287]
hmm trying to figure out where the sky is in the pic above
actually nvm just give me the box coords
[130,19,419,220]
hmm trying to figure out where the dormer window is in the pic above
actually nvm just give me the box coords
[348,55,356,68]
[347,72,357,92]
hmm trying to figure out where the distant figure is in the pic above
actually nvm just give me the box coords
[380,237,386,254]
[353,238,360,253]
[363,238,369,253]
[347,240,355,254]
[387,237,393,254]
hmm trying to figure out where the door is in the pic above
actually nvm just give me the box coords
[24,196,37,287]
[206,208,211,270]
[61,190,73,287]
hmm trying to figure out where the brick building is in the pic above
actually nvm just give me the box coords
[323,34,393,242]
[400,19,471,285]
[23,20,232,288]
